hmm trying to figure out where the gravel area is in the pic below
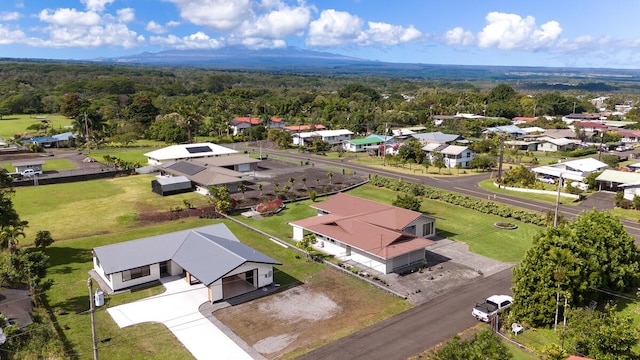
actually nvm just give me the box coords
[257,287,341,323]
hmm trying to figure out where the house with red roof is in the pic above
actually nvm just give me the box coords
[617,130,640,143]
[229,116,284,135]
[289,193,436,274]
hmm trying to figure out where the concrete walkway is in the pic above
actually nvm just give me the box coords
[427,239,515,276]
[107,276,254,360]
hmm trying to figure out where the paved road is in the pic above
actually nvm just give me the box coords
[251,147,640,242]
[296,268,514,360]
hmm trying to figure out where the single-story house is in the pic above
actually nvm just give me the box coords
[230,117,284,135]
[343,137,384,153]
[157,160,246,194]
[92,224,281,302]
[12,160,45,174]
[483,125,526,138]
[292,129,353,146]
[289,193,436,274]
[532,158,607,182]
[411,131,461,144]
[151,176,193,196]
[575,121,609,133]
[537,138,580,152]
[511,117,538,125]
[191,155,261,173]
[527,128,577,140]
[562,113,603,124]
[595,169,640,196]
[504,140,539,152]
[144,143,238,166]
[617,130,640,143]
[283,124,326,132]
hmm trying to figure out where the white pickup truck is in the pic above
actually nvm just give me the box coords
[472,295,513,322]
[20,169,43,177]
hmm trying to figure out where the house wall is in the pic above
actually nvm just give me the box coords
[624,187,640,201]
[322,134,352,144]
[209,279,223,302]
[538,142,558,152]
[404,216,436,238]
[206,262,274,302]
[388,249,426,272]
[109,263,162,291]
[315,238,387,273]
[292,225,305,241]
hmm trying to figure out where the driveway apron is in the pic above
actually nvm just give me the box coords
[107,276,253,360]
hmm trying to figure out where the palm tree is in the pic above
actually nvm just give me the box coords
[238,183,247,200]
[274,182,280,195]
[549,247,575,330]
[288,177,295,190]
[301,176,307,190]
[327,172,334,185]
[1,224,26,254]
[258,183,264,196]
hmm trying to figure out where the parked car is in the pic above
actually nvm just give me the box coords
[570,181,589,191]
[20,169,43,177]
[537,177,555,184]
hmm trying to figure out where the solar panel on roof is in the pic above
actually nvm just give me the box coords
[167,162,205,176]
[186,146,212,154]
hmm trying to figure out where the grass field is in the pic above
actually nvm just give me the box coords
[84,148,154,164]
[0,114,73,138]
[477,179,580,206]
[1,158,77,172]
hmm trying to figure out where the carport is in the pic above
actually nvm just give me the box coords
[222,269,258,299]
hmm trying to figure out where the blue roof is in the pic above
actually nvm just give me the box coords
[366,134,395,142]
[28,136,57,143]
[484,125,526,135]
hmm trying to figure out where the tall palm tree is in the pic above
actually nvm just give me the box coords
[549,247,575,330]
[1,223,26,254]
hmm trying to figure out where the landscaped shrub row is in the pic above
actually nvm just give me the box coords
[370,175,547,226]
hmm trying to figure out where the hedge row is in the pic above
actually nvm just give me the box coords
[370,175,547,226]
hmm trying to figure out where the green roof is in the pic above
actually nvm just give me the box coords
[347,138,383,145]
[596,169,640,184]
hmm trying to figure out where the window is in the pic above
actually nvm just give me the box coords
[466,152,471,158]
[122,265,151,282]
[422,222,434,236]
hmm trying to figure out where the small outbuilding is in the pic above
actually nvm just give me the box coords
[12,160,45,174]
[151,176,192,196]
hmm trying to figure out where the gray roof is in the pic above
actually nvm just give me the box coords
[12,160,46,167]
[93,224,280,286]
[411,132,460,143]
[156,175,191,186]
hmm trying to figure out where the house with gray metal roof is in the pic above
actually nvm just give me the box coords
[411,131,461,144]
[92,223,281,302]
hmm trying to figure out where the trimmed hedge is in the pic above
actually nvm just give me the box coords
[370,175,547,226]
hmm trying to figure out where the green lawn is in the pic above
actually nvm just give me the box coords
[478,179,580,206]
[2,158,77,172]
[0,114,73,138]
[12,174,211,241]
[83,148,154,165]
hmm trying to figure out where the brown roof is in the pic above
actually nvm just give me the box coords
[284,124,326,132]
[191,155,261,167]
[292,193,435,259]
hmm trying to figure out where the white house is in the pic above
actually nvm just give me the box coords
[92,224,281,302]
[144,143,238,166]
[422,144,474,168]
[292,129,353,146]
[537,138,580,152]
[533,158,608,182]
[289,193,436,274]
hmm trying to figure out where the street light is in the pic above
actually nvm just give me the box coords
[88,278,104,360]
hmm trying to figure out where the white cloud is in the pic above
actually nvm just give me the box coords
[240,37,286,49]
[306,9,364,47]
[146,20,180,34]
[477,12,561,50]
[165,0,251,31]
[239,4,311,39]
[117,8,135,23]
[0,24,26,44]
[81,0,114,12]
[150,31,224,49]
[365,22,422,46]
[445,26,475,46]
[32,23,143,48]
[0,11,21,21]
[39,8,102,27]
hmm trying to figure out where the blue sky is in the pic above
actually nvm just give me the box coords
[1,0,639,68]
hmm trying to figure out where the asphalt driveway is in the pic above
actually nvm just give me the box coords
[107,276,254,360]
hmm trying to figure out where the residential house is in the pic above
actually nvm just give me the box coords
[617,130,640,143]
[423,144,474,168]
[92,223,281,302]
[229,117,283,135]
[483,125,526,138]
[144,143,238,166]
[289,193,436,274]
[411,131,461,144]
[562,113,602,124]
[595,169,640,196]
[575,121,609,133]
[537,138,579,152]
[157,158,251,195]
[292,129,353,146]
[283,124,326,133]
[511,117,538,125]
[343,134,396,153]
[532,158,607,182]
[504,140,539,152]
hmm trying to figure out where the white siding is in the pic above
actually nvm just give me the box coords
[109,263,161,291]
[315,238,387,273]
[292,226,304,241]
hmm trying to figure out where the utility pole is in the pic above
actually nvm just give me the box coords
[497,133,506,181]
[84,112,90,143]
[554,174,563,227]
[88,278,99,360]
[598,132,605,161]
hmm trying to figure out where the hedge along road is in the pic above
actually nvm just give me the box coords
[247,146,640,243]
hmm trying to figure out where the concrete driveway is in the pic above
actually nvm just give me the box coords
[107,276,253,360]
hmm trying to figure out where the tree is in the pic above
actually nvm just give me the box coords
[511,210,640,327]
[60,93,87,119]
[301,176,307,190]
[392,194,421,211]
[127,94,158,127]
[296,234,317,261]
[469,155,496,171]
[560,305,639,360]
[288,177,295,190]
[488,84,516,103]
[501,165,536,187]
[327,172,334,185]
[208,186,233,214]
[0,223,27,254]
[238,184,247,200]
[34,230,54,249]
[258,183,264,196]
[426,329,512,360]
[432,152,445,174]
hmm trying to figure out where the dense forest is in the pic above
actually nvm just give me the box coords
[1,60,639,145]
